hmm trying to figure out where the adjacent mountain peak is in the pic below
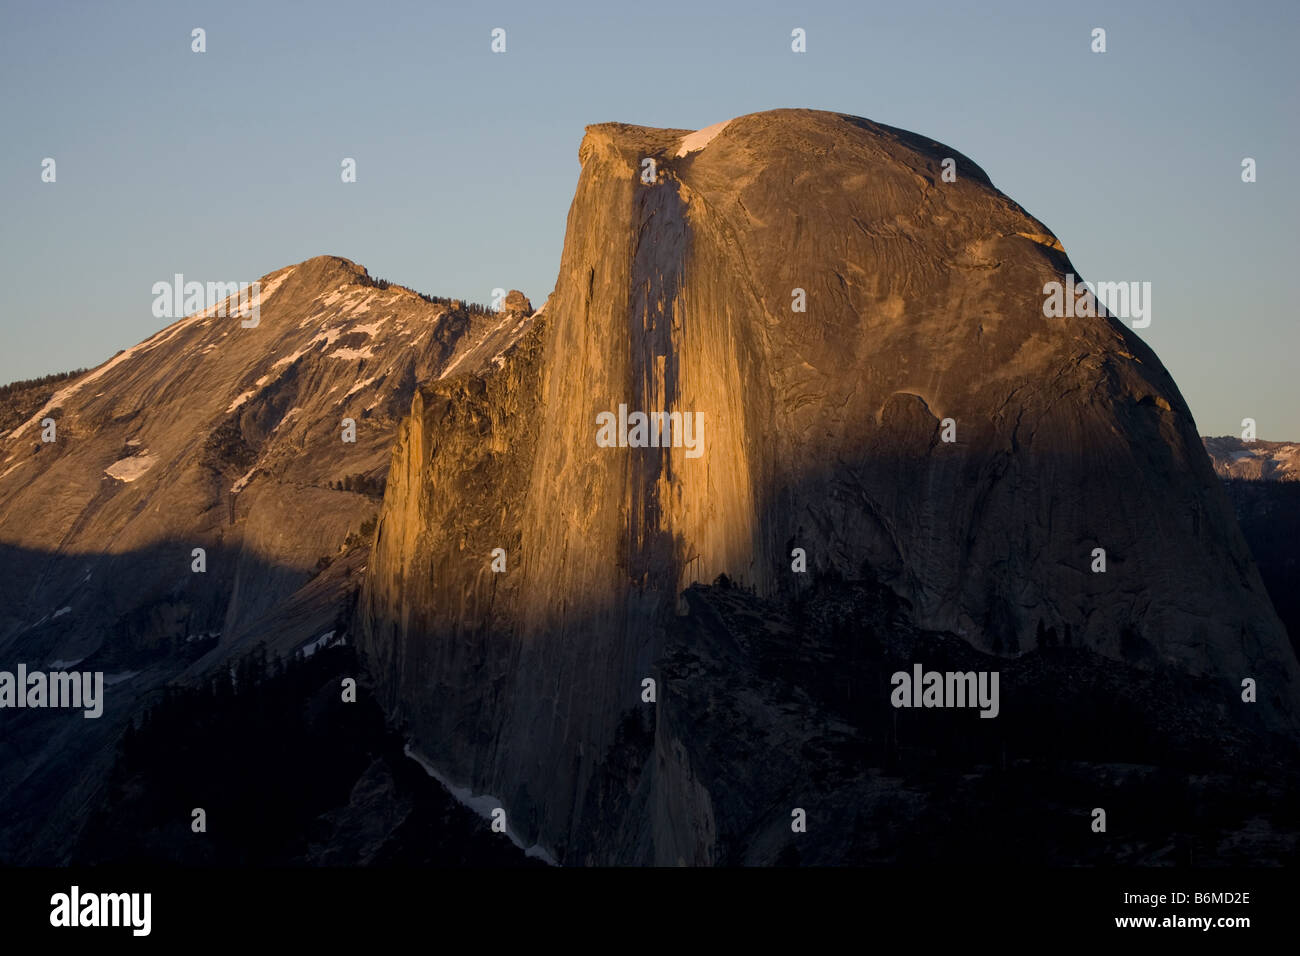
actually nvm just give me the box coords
[0,250,534,689]
[0,251,542,859]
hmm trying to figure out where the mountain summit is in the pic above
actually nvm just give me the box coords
[0,254,535,860]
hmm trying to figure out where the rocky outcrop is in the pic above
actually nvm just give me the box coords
[359,109,1300,865]
[502,290,533,315]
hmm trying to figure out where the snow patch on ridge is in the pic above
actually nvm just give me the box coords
[309,328,344,348]
[273,407,302,432]
[226,390,255,413]
[299,630,337,659]
[346,377,377,397]
[317,286,350,308]
[344,291,378,316]
[675,120,730,157]
[231,466,258,494]
[250,269,293,309]
[9,342,153,440]
[273,347,309,369]
[438,349,470,379]
[349,319,388,337]
[403,743,559,865]
[105,452,157,482]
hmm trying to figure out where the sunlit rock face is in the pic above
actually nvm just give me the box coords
[360,109,1299,865]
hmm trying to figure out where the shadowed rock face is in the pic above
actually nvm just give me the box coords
[360,108,1298,864]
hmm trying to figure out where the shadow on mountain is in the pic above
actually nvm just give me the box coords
[358,402,1300,866]
[1222,478,1300,654]
[362,554,1300,867]
[0,539,535,867]
[72,643,541,867]
[654,571,1300,866]
[657,451,1300,865]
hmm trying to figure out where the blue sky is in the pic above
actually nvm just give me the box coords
[1,0,1296,436]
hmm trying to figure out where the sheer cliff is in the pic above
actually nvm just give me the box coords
[358,108,1299,865]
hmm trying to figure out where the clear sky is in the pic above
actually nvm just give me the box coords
[1,0,1296,437]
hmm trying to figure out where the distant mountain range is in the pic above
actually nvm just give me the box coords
[1203,436,1300,481]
